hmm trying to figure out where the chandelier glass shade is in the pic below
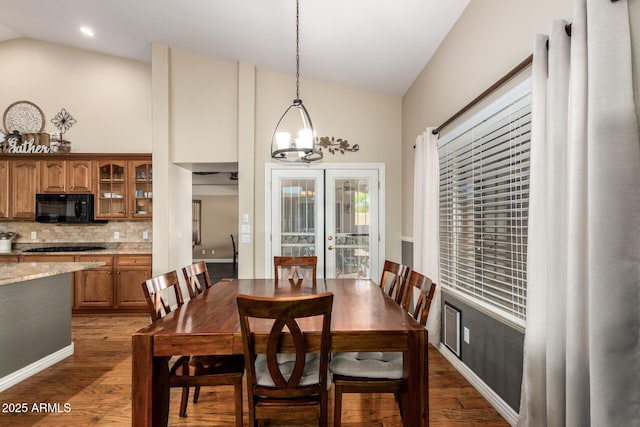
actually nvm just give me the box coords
[270,0,322,163]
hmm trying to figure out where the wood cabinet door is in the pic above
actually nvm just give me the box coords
[115,255,151,308]
[40,160,66,193]
[75,269,114,308]
[74,255,114,308]
[95,160,128,219]
[10,160,39,219]
[67,160,93,193]
[129,161,153,219]
[0,160,8,219]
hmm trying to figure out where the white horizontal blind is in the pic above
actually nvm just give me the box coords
[438,79,531,325]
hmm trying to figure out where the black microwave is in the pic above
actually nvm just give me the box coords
[35,194,105,223]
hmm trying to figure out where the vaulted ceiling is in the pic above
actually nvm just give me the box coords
[0,0,469,96]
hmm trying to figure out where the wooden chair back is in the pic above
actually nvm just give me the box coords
[141,270,184,321]
[181,261,213,299]
[230,234,238,277]
[379,260,410,305]
[237,292,334,426]
[274,256,317,281]
[401,270,437,326]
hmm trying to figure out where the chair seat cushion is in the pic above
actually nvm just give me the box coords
[329,351,403,379]
[255,353,330,388]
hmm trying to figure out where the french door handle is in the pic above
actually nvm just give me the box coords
[328,236,333,241]
[327,245,334,251]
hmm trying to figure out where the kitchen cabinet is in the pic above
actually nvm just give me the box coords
[95,159,152,220]
[12,252,150,313]
[74,254,151,312]
[40,159,93,193]
[115,254,151,308]
[0,160,8,219]
[95,160,128,219]
[129,161,153,219]
[74,255,114,309]
[10,159,39,219]
[0,153,150,221]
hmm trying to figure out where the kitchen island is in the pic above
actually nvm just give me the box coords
[0,261,103,392]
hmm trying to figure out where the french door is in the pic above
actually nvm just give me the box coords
[268,166,382,279]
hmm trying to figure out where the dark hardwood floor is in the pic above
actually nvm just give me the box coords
[206,262,236,283]
[0,315,509,426]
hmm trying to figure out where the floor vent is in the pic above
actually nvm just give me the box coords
[443,302,461,358]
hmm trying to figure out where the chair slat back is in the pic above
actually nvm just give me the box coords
[141,270,184,321]
[182,261,213,299]
[401,270,437,326]
[274,256,317,281]
[237,293,333,399]
[379,260,410,305]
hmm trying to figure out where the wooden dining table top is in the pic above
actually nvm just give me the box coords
[143,278,427,355]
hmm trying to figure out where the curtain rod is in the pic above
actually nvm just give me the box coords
[427,0,619,137]
[431,54,533,136]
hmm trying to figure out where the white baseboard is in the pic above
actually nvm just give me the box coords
[436,343,519,426]
[0,343,74,392]
[192,258,234,263]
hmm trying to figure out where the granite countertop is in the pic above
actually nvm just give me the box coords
[3,248,152,255]
[0,262,104,286]
[0,243,151,256]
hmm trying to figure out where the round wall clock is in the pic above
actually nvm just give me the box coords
[3,100,45,133]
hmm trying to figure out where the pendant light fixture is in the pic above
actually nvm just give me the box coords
[271,0,322,163]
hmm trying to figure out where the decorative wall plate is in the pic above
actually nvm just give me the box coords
[3,100,45,133]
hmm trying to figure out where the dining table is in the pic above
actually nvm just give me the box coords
[131,278,428,427]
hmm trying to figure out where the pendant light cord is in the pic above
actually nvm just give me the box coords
[295,0,300,100]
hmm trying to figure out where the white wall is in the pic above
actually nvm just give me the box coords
[170,49,238,164]
[0,39,151,153]
[402,0,575,237]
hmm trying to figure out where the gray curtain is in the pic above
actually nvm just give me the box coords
[517,0,640,426]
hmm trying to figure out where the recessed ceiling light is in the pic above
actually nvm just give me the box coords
[79,26,95,37]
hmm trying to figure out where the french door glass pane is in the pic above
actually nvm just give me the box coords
[332,178,371,279]
[280,178,316,257]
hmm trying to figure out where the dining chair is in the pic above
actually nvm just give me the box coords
[237,292,334,427]
[231,234,238,278]
[379,260,411,305]
[330,270,436,426]
[141,271,245,424]
[182,260,213,299]
[273,255,317,281]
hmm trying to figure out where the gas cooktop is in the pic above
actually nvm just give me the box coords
[23,246,107,253]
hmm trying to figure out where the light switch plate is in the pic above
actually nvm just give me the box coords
[463,327,470,344]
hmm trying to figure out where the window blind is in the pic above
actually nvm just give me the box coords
[438,79,531,326]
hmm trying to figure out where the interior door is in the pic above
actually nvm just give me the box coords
[324,169,379,279]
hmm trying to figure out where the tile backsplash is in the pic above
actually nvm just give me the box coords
[0,221,152,244]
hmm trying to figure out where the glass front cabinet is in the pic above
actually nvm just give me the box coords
[95,158,152,220]
[129,161,152,219]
